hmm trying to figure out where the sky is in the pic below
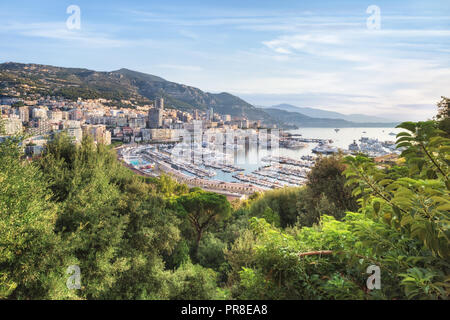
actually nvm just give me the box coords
[0,0,449,121]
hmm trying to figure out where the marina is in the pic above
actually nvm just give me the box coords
[118,127,401,195]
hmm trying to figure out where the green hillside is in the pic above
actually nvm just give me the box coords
[0,62,397,128]
[0,62,271,120]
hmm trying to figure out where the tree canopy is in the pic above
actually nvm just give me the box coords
[0,100,449,300]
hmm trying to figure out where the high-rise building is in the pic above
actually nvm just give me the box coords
[69,108,82,121]
[32,107,48,120]
[129,117,147,128]
[48,110,63,121]
[148,108,163,129]
[17,106,29,123]
[27,118,50,135]
[193,109,199,120]
[206,107,214,121]
[155,97,164,110]
[239,119,249,128]
[141,129,152,142]
[67,126,83,144]
[62,111,69,120]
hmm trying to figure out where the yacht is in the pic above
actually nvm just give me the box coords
[280,139,307,149]
[312,143,338,155]
[348,140,359,153]
[301,155,315,162]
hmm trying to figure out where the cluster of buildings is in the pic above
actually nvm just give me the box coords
[0,95,267,156]
[0,97,112,155]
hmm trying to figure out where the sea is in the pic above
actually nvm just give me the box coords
[206,127,403,183]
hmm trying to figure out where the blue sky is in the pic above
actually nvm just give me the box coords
[1,0,449,120]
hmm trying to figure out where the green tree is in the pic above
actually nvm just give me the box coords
[307,154,358,213]
[435,96,450,137]
[175,190,231,259]
[168,262,219,300]
[166,240,191,270]
[108,178,181,299]
[197,233,227,270]
[343,120,450,298]
[0,137,75,299]
[249,187,301,227]
[226,115,449,300]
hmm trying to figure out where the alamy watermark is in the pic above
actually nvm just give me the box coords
[169,122,280,166]
[366,5,381,30]
[66,5,81,30]
[66,265,81,289]
[366,265,381,290]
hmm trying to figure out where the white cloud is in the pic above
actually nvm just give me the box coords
[156,64,203,72]
[0,22,140,48]
[179,29,199,40]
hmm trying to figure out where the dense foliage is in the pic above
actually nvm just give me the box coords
[0,102,449,299]
[224,118,449,300]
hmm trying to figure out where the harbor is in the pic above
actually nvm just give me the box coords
[117,127,402,196]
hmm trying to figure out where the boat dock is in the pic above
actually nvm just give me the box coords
[261,155,315,168]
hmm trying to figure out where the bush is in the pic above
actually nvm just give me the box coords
[197,233,226,270]
[168,262,219,300]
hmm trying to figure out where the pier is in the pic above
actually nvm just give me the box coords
[118,144,314,196]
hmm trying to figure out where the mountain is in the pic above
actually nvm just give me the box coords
[0,62,272,122]
[263,103,394,123]
[0,62,397,128]
[263,108,398,128]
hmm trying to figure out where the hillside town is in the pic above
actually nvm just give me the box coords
[0,95,268,156]
[1,91,404,202]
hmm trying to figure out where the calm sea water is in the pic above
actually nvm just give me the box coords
[208,127,402,183]
[287,127,402,150]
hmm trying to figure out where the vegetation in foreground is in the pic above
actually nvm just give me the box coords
[0,98,449,300]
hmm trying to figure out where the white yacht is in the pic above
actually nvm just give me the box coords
[348,140,359,153]
[312,143,338,154]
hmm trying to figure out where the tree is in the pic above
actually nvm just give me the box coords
[0,137,75,299]
[39,133,78,201]
[345,121,449,259]
[225,114,449,300]
[435,96,450,137]
[40,134,133,299]
[436,96,449,121]
[197,233,227,270]
[108,178,181,299]
[0,118,5,135]
[307,154,358,213]
[249,187,299,227]
[168,262,218,300]
[157,174,188,197]
[175,191,231,259]
[343,120,450,298]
